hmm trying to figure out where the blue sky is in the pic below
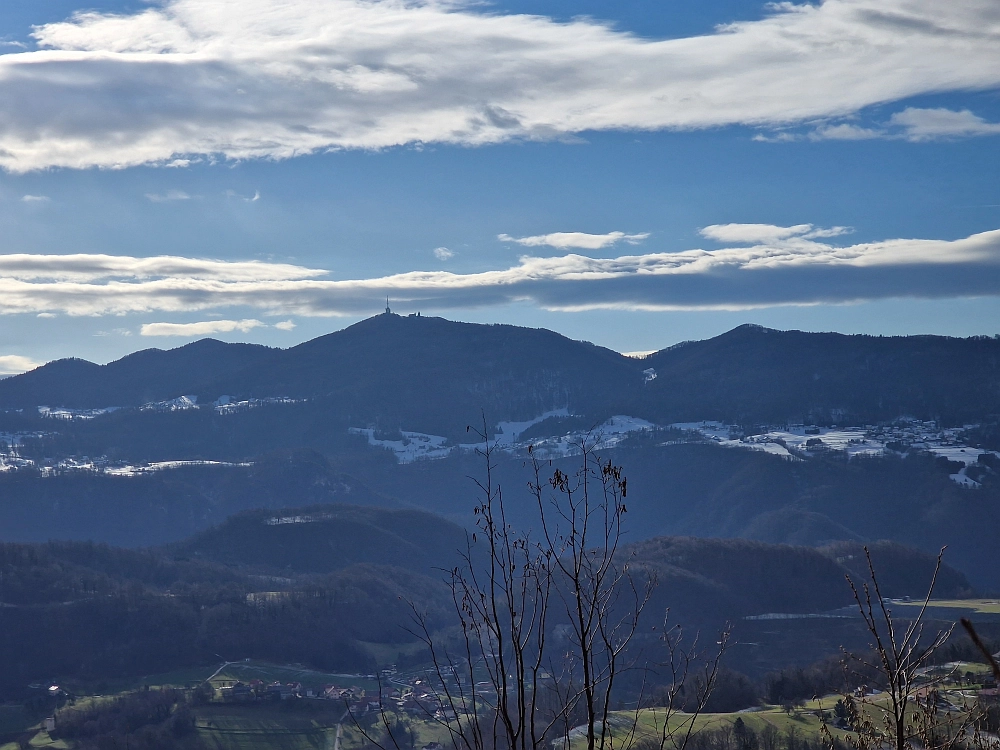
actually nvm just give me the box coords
[0,0,998,372]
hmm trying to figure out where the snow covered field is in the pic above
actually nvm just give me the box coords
[38,406,121,420]
[34,394,305,419]
[350,413,657,464]
[0,449,252,477]
[213,395,306,415]
[2,401,996,487]
[349,427,453,463]
[670,420,999,487]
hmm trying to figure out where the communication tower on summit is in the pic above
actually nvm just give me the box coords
[385,297,391,314]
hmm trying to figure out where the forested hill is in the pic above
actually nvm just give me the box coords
[0,315,639,433]
[1,316,998,428]
[0,339,275,410]
[0,508,974,700]
[642,324,1000,424]
[170,503,468,575]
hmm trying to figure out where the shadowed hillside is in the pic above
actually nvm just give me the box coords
[642,324,1000,425]
[170,503,468,575]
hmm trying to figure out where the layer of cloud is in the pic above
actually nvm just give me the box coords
[889,107,1000,141]
[700,224,852,243]
[20,194,50,203]
[0,0,998,170]
[0,354,42,375]
[499,232,650,250]
[766,107,1000,142]
[141,319,265,336]
[0,253,324,282]
[1,226,999,316]
[433,247,455,260]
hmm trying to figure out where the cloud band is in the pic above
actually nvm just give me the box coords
[0,0,998,171]
[2,226,999,316]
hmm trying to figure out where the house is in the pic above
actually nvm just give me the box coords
[266,681,298,700]
[221,682,253,702]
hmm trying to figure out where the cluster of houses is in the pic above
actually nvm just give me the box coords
[217,673,468,721]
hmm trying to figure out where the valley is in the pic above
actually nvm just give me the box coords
[2,317,1000,750]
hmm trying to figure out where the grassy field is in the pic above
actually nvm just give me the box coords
[57,665,219,696]
[193,703,454,750]
[604,700,845,749]
[58,660,381,697]
[7,656,992,750]
[209,662,380,692]
[195,705,337,750]
[892,599,1000,614]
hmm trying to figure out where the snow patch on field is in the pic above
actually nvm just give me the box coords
[351,413,656,463]
[39,405,121,420]
[524,415,656,460]
[349,428,452,463]
[670,421,801,460]
[96,460,252,476]
[671,420,999,485]
[494,408,569,446]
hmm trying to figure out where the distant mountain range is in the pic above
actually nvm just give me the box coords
[0,315,998,590]
[2,315,999,430]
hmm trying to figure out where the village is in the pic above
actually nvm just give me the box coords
[213,664,476,724]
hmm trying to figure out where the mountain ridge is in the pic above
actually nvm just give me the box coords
[4,317,998,429]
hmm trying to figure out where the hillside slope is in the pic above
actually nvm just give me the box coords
[0,339,275,409]
[171,503,468,575]
[3,318,1000,430]
[643,325,1000,424]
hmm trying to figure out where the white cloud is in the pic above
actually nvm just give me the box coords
[141,319,265,336]
[21,194,50,203]
[0,0,996,171]
[0,253,323,282]
[0,225,998,316]
[498,231,650,250]
[700,224,812,244]
[433,247,455,260]
[890,107,1000,141]
[802,107,1000,142]
[699,224,852,244]
[274,320,296,330]
[145,189,192,202]
[0,354,41,375]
